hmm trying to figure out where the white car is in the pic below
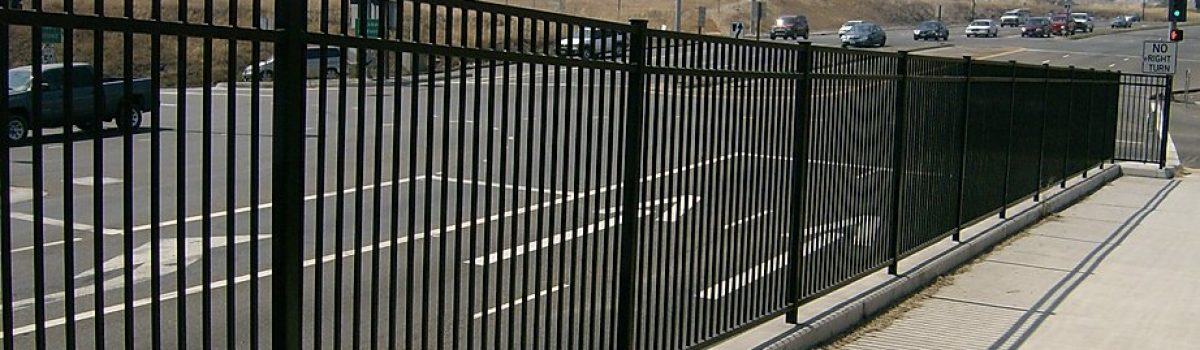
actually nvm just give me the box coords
[838,20,864,36]
[1071,12,1095,33]
[965,19,999,38]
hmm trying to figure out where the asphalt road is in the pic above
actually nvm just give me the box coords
[2,23,1191,349]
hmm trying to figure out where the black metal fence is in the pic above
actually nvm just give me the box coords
[1,0,1123,349]
[1114,73,1173,166]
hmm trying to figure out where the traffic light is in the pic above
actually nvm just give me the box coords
[1171,28,1184,42]
[1170,0,1189,22]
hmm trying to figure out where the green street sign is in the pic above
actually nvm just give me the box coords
[41,27,63,44]
[354,19,380,38]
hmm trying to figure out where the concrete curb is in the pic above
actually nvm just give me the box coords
[1119,162,1177,179]
[756,165,1122,350]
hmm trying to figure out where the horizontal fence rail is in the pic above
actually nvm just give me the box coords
[0,0,1131,349]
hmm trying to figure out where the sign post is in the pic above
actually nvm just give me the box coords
[1142,41,1178,75]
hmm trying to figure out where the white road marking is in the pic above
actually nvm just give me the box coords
[724,211,772,230]
[470,217,619,266]
[9,212,124,236]
[1062,54,1070,58]
[978,48,1026,60]
[3,153,770,329]
[854,168,884,179]
[74,235,264,294]
[740,153,880,171]
[1042,60,1052,64]
[1,267,272,339]
[11,237,84,254]
[9,187,37,204]
[430,175,578,197]
[473,285,567,320]
[699,215,881,299]
[72,176,123,187]
[128,175,425,233]
[1108,64,1117,68]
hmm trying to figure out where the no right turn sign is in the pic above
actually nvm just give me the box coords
[1143,41,1178,75]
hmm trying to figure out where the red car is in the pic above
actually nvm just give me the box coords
[1050,15,1077,36]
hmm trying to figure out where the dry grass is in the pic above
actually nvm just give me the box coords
[6,0,1163,86]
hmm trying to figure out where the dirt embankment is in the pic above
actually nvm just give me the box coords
[6,0,1163,86]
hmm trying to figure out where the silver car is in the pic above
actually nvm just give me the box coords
[965,19,999,38]
[242,46,367,81]
[557,27,626,59]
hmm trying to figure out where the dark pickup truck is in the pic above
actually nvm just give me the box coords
[7,63,156,144]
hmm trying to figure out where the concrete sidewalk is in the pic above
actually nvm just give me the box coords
[834,174,1199,349]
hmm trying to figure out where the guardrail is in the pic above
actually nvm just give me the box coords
[1,0,1122,349]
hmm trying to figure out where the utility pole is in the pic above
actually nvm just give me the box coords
[1143,0,1147,22]
[675,0,682,31]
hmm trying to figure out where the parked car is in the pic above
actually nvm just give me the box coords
[1071,12,1095,33]
[841,22,887,48]
[557,27,626,59]
[243,46,369,82]
[1050,15,1077,36]
[1000,9,1030,27]
[1125,14,1141,22]
[913,20,950,41]
[770,15,810,40]
[7,63,157,144]
[1111,17,1133,28]
[838,20,864,36]
[1020,17,1051,38]
[965,19,999,37]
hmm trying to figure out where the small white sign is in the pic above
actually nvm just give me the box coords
[40,44,56,64]
[1143,41,1177,75]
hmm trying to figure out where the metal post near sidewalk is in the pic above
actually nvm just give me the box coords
[785,42,814,324]
[270,0,308,348]
[1000,61,1018,219]
[615,18,649,350]
[953,56,973,243]
[1035,64,1051,202]
[1084,68,1097,178]
[1160,74,1174,169]
[1062,66,1076,189]
[888,52,909,275]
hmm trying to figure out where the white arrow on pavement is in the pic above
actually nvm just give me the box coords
[74,235,261,293]
[699,215,881,300]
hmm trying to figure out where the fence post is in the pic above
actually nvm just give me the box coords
[1035,64,1050,202]
[1084,68,1097,178]
[952,56,972,243]
[785,42,815,324]
[1000,61,1017,219]
[615,18,649,350]
[888,51,909,275]
[1159,74,1174,169]
[1062,66,1075,189]
[270,1,307,349]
